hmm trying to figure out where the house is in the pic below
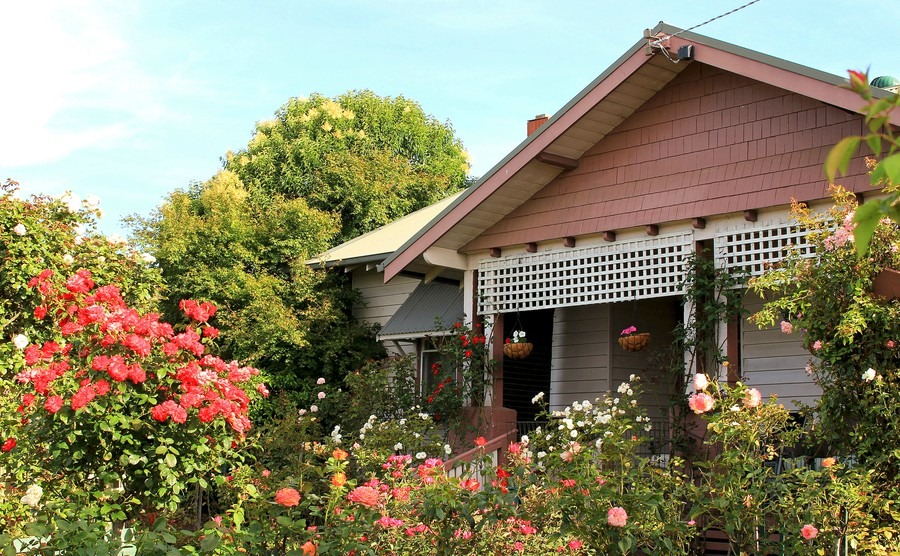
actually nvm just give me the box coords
[308,191,466,393]
[375,22,899,437]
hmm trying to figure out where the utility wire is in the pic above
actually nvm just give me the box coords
[651,0,764,47]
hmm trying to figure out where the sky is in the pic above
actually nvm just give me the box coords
[3,0,899,235]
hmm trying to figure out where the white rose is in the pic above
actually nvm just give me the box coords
[13,334,29,350]
[316,377,326,385]
[62,254,74,265]
[58,191,81,213]
[309,405,318,413]
[140,253,156,264]
[863,368,877,382]
[13,223,26,236]
[20,484,43,508]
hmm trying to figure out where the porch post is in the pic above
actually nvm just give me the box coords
[489,312,504,408]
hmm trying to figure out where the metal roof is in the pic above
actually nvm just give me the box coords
[377,281,464,341]
[307,191,464,269]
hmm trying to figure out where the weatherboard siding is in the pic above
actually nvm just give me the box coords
[549,304,610,410]
[351,270,419,327]
[741,293,819,409]
[464,63,872,252]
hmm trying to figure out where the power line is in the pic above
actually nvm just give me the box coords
[651,0,764,47]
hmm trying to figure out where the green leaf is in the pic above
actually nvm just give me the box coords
[873,153,900,186]
[853,199,890,257]
[165,453,177,468]
[867,135,883,159]
[825,136,860,182]
[200,533,220,552]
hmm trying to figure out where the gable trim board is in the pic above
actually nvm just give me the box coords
[381,22,895,283]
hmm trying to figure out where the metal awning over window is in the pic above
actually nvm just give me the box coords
[478,233,692,314]
[378,282,464,341]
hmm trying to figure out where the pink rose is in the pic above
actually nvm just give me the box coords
[607,506,628,527]
[812,340,822,351]
[743,388,762,408]
[688,392,715,414]
[780,320,793,334]
[347,485,380,507]
[801,524,818,540]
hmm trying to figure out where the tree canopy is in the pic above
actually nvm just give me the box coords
[132,90,470,404]
[225,90,470,243]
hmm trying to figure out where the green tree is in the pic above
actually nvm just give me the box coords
[130,171,385,408]
[226,90,470,243]
[133,90,470,406]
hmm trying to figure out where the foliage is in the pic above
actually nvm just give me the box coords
[528,377,695,555]
[0,268,267,536]
[129,171,385,411]
[0,180,165,534]
[750,186,900,478]
[825,70,900,256]
[427,320,493,432]
[678,251,747,378]
[226,90,470,244]
[685,372,896,555]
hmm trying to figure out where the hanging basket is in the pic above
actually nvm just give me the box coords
[618,333,650,352]
[504,342,533,360]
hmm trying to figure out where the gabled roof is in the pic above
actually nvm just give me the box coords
[382,22,897,281]
[307,191,463,269]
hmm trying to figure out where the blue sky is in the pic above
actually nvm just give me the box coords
[3,1,898,234]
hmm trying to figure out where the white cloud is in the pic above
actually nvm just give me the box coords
[0,1,166,167]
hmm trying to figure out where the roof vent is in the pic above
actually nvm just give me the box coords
[870,75,900,94]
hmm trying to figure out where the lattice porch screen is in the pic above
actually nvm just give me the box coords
[714,222,813,277]
[477,233,692,314]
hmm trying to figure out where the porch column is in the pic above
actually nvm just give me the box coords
[488,312,504,408]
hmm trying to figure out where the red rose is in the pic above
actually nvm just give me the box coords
[45,396,64,414]
[1,438,16,452]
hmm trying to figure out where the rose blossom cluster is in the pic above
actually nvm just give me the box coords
[13,268,266,435]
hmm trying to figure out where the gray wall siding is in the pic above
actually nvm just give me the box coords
[352,269,419,357]
[352,270,419,326]
[742,293,820,409]
[550,304,610,410]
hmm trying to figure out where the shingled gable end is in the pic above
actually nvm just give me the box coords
[381,22,896,283]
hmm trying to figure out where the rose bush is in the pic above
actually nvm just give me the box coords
[0,267,267,546]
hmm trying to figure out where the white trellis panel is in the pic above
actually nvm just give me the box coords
[478,233,692,314]
[714,222,813,277]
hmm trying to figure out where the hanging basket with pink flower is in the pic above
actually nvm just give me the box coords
[504,330,533,359]
[618,325,650,352]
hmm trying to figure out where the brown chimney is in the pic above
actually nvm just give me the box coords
[527,114,549,137]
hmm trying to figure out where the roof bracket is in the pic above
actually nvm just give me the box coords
[536,152,578,170]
